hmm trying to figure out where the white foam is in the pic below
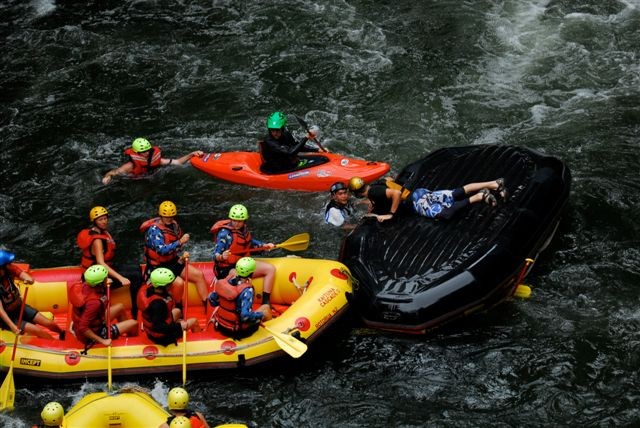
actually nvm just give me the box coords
[31,0,56,17]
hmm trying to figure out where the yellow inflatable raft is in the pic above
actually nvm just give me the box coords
[61,389,246,428]
[0,258,352,379]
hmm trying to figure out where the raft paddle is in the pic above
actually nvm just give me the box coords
[0,283,29,412]
[232,233,310,255]
[182,257,189,386]
[261,324,307,358]
[106,281,112,392]
[294,115,327,152]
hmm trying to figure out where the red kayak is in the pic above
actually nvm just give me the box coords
[191,151,390,191]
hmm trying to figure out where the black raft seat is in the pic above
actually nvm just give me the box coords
[339,144,571,334]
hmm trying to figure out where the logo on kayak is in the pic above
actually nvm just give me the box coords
[340,158,349,166]
[316,169,331,178]
[213,153,222,160]
[288,170,311,179]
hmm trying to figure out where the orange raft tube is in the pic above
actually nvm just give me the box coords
[191,151,390,191]
[0,258,352,380]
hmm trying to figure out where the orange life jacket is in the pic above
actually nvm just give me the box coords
[140,218,183,266]
[76,227,116,269]
[124,146,162,176]
[210,220,252,269]
[69,282,105,332]
[138,284,175,340]
[213,276,253,333]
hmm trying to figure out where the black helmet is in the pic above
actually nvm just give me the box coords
[329,182,347,194]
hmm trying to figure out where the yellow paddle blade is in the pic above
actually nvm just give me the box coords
[275,233,310,252]
[514,284,532,299]
[0,365,15,412]
[262,325,307,358]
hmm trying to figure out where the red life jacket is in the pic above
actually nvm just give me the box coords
[213,276,253,333]
[124,146,162,176]
[138,284,175,340]
[0,266,21,313]
[140,218,183,266]
[69,282,105,332]
[76,227,116,269]
[210,220,252,269]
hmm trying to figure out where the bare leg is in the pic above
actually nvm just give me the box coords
[33,312,64,334]
[23,323,55,339]
[169,277,185,305]
[463,180,500,195]
[254,261,275,295]
[182,264,209,301]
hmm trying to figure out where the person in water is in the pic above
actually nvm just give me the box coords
[324,181,358,230]
[211,204,275,311]
[70,264,138,346]
[159,387,210,428]
[259,111,327,173]
[138,268,201,347]
[102,137,204,184]
[0,250,66,340]
[36,401,64,427]
[348,176,508,222]
[140,201,209,307]
[207,257,271,339]
[76,205,143,318]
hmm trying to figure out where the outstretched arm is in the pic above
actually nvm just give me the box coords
[102,162,134,184]
[372,188,402,223]
[164,150,204,166]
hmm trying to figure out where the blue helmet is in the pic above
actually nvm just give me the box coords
[0,250,15,266]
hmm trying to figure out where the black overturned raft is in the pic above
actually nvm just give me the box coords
[339,145,571,334]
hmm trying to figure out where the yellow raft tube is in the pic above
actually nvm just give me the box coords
[61,389,247,428]
[0,258,352,379]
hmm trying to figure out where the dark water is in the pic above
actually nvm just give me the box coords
[1,0,639,426]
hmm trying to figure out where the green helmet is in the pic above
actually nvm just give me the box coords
[228,204,248,220]
[266,111,286,129]
[236,257,257,278]
[41,401,64,426]
[131,137,152,153]
[84,264,109,286]
[150,268,176,288]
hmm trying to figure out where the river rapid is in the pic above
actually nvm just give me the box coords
[1,1,639,426]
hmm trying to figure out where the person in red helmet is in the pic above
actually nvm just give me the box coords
[102,137,204,184]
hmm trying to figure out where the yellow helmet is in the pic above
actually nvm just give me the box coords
[348,177,365,192]
[89,206,108,222]
[168,387,189,410]
[170,416,192,428]
[158,201,177,217]
[41,401,64,426]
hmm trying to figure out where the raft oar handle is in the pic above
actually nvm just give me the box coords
[231,233,310,256]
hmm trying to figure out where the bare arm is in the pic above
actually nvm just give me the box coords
[166,150,204,166]
[92,240,130,287]
[102,162,134,184]
[371,188,401,223]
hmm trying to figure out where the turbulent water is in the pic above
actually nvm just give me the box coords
[1,0,639,426]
